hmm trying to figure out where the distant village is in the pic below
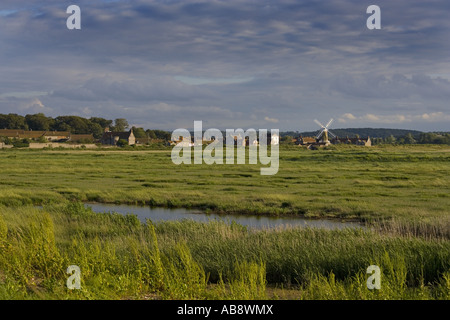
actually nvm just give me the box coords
[0,113,448,149]
[0,127,150,149]
[0,126,371,149]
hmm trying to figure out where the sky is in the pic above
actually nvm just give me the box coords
[0,0,449,132]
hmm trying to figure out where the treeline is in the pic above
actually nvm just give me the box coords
[129,127,171,140]
[0,113,171,140]
[0,113,115,139]
[372,132,450,145]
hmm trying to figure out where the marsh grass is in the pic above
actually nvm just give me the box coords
[370,216,450,240]
[159,242,209,299]
[0,203,448,300]
[0,145,448,299]
[0,145,448,222]
[224,260,267,300]
[298,255,449,300]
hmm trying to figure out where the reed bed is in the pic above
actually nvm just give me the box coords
[0,203,448,300]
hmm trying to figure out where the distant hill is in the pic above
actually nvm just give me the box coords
[282,128,424,139]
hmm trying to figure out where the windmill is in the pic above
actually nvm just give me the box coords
[314,118,336,145]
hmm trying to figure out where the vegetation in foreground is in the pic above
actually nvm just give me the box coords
[0,203,448,300]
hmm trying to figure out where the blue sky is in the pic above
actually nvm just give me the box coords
[0,0,449,131]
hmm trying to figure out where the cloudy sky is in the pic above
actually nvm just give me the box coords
[0,0,449,131]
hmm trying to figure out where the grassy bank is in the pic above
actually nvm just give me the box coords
[0,203,448,299]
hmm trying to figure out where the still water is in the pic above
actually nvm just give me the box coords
[85,203,364,230]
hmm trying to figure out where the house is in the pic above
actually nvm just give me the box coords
[197,137,215,145]
[135,137,151,145]
[246,137,259,146]
[294,134,371,147]
[0,129,70,141]
[295,136,316,146]
[170,135,192,147]
[0,129,26,138]
[68,134,94,143]
[266,132,279,145]
[331,136,371,146]
[101,129,135,146]
[44,131,71,141]
[226,133,246,147]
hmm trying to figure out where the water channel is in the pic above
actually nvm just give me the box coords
[85,203,364,230]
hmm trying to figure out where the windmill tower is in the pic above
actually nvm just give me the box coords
[314,118,336,146]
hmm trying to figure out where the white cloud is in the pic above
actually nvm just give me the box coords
[264,116,279,123]
[19,98,52,113]
[338,113,357,122]
[418,112,450,122]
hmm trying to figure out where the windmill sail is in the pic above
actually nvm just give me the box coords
[314,118,335,142]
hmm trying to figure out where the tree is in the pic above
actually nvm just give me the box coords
[0,136,12,145]
[281,135,293,144]
[148,129,171,140]
[0,114,6,129]
[372,137,383,145]
[25,113,52,131]
[404,133,416,144]
[0,114,28,130]
[131,126,147,138]
[53,116,91,134]
[88,122,104,139]
[13,138,30,148]
[113,118,129,132]
[418,132,436,144]
[90,117,113,130]
[385,135,396,144]
[116,139,128,147]
[146,130,157,139]
[54,122,72,132]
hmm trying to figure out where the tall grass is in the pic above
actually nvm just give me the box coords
[225,260,267,300]
[160,242,209,299]
[370,217,450,240]
[298,254,449,300]
[0,214,7,244]
[0,203,448,300]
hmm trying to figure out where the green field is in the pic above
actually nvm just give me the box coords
[0,145,449,299]
[1,144,449,221]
